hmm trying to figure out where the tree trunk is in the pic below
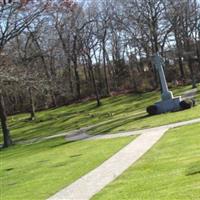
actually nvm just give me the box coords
[74,65,81,100]
[29,88,36,120]
[102,31,110,96]
[175,33,185,79]
[195,45,200,69]
[67,60,74,96]
[0,93,12,148]
[72,36,81,100]
[188,58,197,89]
[88,57,101,107]
[178,54,185,79]
[29,31,57,107]
[184,29,197,88]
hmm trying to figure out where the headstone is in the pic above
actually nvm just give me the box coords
[152,53,181,114]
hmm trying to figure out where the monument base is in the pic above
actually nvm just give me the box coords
[155,96,182,114]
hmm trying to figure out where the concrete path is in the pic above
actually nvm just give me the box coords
[47,118,200,200]
[182,88,198,99]
[17,126,94,145]
[66,118,200,142]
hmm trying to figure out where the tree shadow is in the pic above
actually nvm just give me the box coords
[89,112,151,135]
[69,154,82,158]
[49,140,76,148]
[133,114,150,121]
[186,161,200,176]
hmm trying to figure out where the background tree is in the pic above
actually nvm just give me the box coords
[0,1,45,147]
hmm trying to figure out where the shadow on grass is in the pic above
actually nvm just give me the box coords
[186,161,200,176]
[90,112,151,134]
[49,140,76,148]
[0,138,77,158]
[51,161,70,168]
[133,114,150,121]
[5,168,14,171]
[5,91,161,143]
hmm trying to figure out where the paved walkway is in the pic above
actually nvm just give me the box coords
[47,118,200,200]
[65,118,200,141]
[182,88,198,99]
[18,111,146,145]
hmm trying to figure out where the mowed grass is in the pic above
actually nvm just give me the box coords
[92,123,200,200]
[1,85,199,200]
[0,85,199,143]
[0,136,135,200]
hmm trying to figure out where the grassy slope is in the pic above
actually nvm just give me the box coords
[92,123,200,200]
[0,136,135,200]
[0,85,199,143]
[1,85,199,200]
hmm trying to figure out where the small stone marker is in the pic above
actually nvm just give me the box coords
[152,52,181,113]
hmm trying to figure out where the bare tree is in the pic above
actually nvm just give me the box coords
[0,1,44,147]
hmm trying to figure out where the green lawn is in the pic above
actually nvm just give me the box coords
[92,123,200,200]
[0,85,199,143]
[1,85,199,200]
[0,136,135,200]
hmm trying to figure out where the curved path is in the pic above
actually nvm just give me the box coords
[182,88,198,99]
[47,118,200,200]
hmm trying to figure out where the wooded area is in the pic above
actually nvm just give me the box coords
[0,0,200,147]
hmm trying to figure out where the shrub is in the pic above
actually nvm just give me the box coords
[146,105,157,115]
[180,99,194,110]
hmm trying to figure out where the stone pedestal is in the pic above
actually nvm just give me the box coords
[161,90,173,101]
[155,96,182,114]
